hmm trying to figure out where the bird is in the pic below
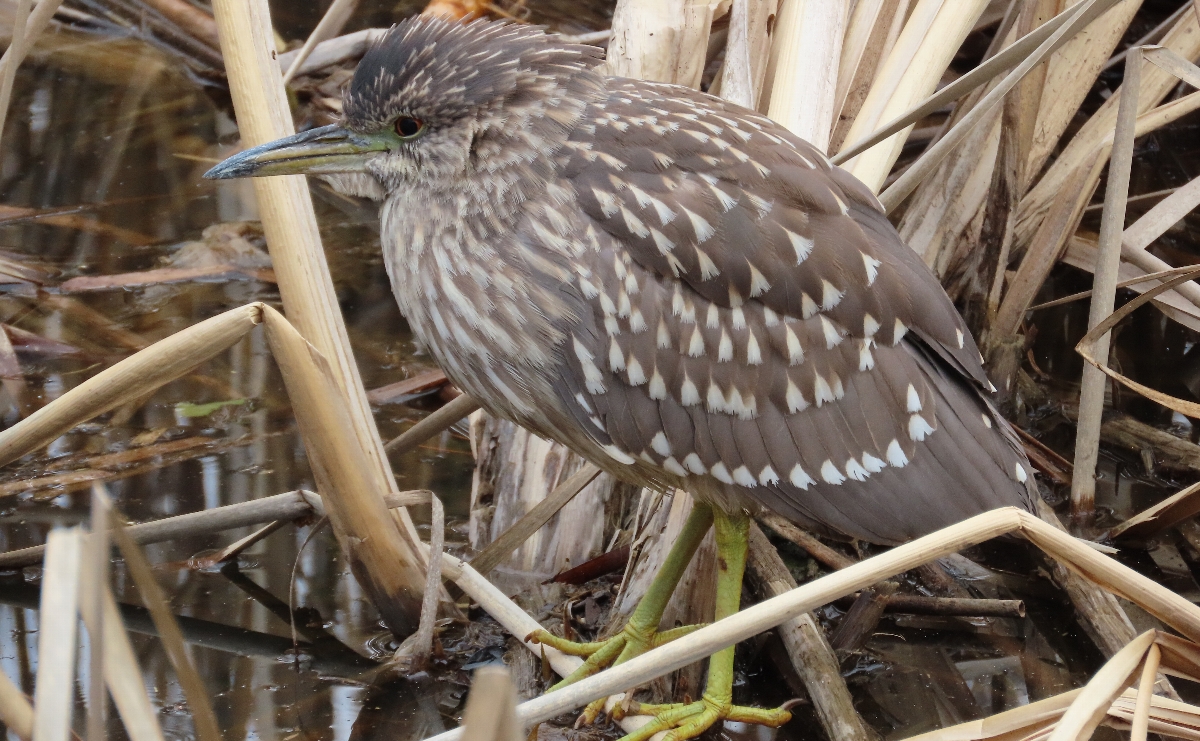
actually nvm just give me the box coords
[207,16,1038,741]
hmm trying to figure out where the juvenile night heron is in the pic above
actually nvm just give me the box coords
[208,16,1037,740]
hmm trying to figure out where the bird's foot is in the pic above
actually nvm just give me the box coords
[527,623,704,691]
[599,694,793,741]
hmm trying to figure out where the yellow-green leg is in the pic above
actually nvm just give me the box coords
[612,511,792,741]
[529,503,715,700]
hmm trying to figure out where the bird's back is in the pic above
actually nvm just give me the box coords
[531,78,1037,544]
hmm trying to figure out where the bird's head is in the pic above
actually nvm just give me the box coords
[205,17,605,198]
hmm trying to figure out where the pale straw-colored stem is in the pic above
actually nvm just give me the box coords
[1069,46,1141,517]
[602,0,718,86]
[0,0,31,145]
[211,0,434,631]
[0,669,31,741]
[281,0,360,85]
[1130,643,1161,741]
[765,0,846,151]
[840,0,989,192]
[87,485,109,741]
[32,529,81,741]
[1048,630,1156,741]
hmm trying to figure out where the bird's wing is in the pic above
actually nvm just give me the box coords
[547,79,1034,544]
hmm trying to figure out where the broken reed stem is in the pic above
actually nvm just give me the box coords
[1070,47,1141,518]
[262,306,427,633]
[460,667,522,741]
[384,393,481,453]
[0,303,261,468]
[409,493,444,668]
[422,507,1200,741]
[210,0,431,631]
[32,528,81,741]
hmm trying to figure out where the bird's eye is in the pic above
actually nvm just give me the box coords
[394,116,425,139]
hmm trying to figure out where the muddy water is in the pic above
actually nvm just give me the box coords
[0,1,1196,740]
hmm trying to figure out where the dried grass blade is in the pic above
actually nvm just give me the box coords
[1131,644,1161,741]
[31,528,82,741]
[902,689,1081,740]
[384,393,480,454]
[834,0,1117,165]
[878,0,1122,212]
[1047,629,1155,740]
[108,513,221,741]
[1075,266,1200,418]
[1069,45,1141,516]
[1110,481,1200,540]
[1143,44,1200,88]
[1124,173,1200,254]
[0,303,262,467]
[469,463,602,575]
[78,579,165,741]
[281,0,359,85]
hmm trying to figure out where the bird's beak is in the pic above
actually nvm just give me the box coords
[204,124,388,179]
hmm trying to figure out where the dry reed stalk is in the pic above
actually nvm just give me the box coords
[421,507,1200,741]
[87,485,109,741]
[108,508,220,741]
[0,670,31,741]
[716,0,775,110]
[0,488,432,570]
[831,0,909,152]
[763,0,846,151]
[1014,5,1200,252]
[78,574,165,741]
[385,393,481,453]
[0,303,261,468]
[468,463,601,575]
[460,667,522,741]
[839,0,990,192]
[1050,630,1157,740]
[276,28,387,77]
[261,306,430,632]
[834,0,1119,167]
[210,0,432,631]
[32,528,81,741]
[601,0,719,86]
[1069,45,1140,517]
[1131,643,1160,741]
[0,0,31,146]
[879,0,1123,213]
[281,0,360,85]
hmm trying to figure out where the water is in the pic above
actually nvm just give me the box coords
[0,1,1197,739]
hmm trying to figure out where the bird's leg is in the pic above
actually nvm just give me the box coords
[528,502,714,694]
[611,511,793,741]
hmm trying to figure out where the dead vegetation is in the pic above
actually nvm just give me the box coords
[2,0,1200,740]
